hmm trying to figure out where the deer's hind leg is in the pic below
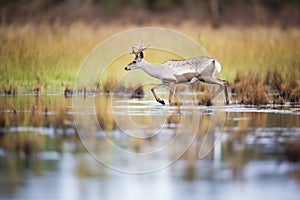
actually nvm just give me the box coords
[201,76,229,104]
[216,78,229,104]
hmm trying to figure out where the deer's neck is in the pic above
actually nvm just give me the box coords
[140,60,163,80]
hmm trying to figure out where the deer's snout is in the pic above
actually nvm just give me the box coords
[125,66,131,71]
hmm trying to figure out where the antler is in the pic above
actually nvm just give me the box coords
[129,46,137,55]
[129,40,151,55]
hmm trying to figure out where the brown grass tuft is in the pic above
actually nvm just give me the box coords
[102,79,117,94]
[3,84,17,96]
[264,70,300,103]
[130,84,145,99]
[290,88,300,102]
[64,86,73,98]
[192,82,206,92]
[233,70,268,105]
[196,88,212,106]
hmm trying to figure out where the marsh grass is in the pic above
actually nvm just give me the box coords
[102,79,117,94]
[232,70,269,105]
[199,26,300,82]
[196,88,212,106]
[1,22,299,93]
[129,84,145,99]
[0,23,126,91]
[264,70,300,103]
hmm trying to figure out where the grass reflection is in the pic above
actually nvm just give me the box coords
[0,94,299,196]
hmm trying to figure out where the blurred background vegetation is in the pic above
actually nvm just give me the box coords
[0,0,299,26]
[0,0,299,96]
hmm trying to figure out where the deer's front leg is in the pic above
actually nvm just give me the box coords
[151,83,168,105]
[168,81,177,105]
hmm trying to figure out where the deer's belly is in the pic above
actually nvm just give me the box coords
[174,72,203,84]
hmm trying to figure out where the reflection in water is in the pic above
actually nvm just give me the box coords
[0,95,300,199]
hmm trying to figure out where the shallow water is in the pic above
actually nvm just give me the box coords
[0,94,300,200]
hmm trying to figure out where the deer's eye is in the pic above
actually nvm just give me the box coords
[133,60,137,64]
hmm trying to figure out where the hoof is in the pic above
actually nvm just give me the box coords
[158,99,165,105]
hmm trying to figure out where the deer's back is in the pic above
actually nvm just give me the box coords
[162,56,214,73]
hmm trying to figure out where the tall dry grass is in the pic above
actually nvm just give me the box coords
[264,69,299,102]
[195,26,300,82]
[231,70,269,105]
[0,22,299,93]
[0,22,132,91]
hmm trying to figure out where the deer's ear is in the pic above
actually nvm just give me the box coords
[139,52,144,59]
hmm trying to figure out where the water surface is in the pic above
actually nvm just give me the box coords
[0,94,299,200]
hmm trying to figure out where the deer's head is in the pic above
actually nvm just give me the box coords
[125,40,150,71]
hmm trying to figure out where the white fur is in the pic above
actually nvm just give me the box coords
[214,60,222,72]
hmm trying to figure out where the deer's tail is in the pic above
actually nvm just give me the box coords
[213,59,222,72]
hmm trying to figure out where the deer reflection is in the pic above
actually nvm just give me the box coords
[166,106,181,128]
